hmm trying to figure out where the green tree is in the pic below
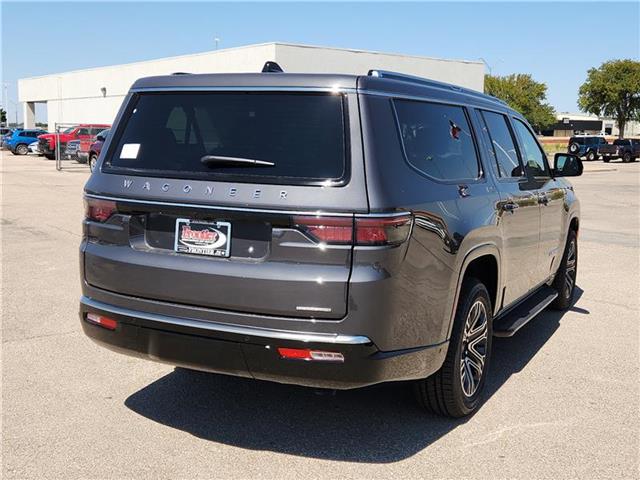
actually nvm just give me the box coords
[484,74,556,132]
[578,59,640,138]
[0,108,6,125]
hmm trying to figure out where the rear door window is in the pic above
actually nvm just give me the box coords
[394,99,480,181]
[104,92,348,185]
[480,110,524,178]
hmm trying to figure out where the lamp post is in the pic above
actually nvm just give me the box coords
[479,57,492,75]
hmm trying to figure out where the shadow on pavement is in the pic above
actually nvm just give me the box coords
[125,288,584,463]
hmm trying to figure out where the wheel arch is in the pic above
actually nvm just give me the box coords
[445,244,501,340]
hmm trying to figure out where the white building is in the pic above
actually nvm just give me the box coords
[18,42,485,130]
[545,112,640,137]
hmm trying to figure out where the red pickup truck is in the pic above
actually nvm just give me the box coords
[38,124,110,160]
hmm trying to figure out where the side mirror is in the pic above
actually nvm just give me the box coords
[554,153,583,177]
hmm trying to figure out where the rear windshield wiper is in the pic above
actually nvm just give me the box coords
[200,155,275,167]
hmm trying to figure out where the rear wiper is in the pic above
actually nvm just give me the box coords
[200,155,275,167]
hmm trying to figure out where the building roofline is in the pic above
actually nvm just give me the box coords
[271,42,484,66]
[19,42,483,82]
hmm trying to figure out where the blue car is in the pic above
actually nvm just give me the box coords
[6,129,47,155]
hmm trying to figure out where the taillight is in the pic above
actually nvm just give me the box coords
[293,214,412,246]
[84,197,117,222]
[355,215,412,245]
[293,216,353,244]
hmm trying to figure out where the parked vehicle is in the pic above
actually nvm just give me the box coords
[64,140,82,161]
[80,67,582,417]
[87,129,110,172]
[598,138,640,163]
[37,124,110,160]
[6,129,47,155]
[567,135,607,161]
[0,127,12,137]
[28,141,40,154]
[1,130,15,149]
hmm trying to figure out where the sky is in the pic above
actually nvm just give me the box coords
[1,1,639,123]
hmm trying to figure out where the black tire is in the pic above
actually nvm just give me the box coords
[89,154,98,172]
[44,153,55,160]
[603,157,610,163]
[568,143,580,154]
[586,150,597,161]
[414,278,493,417]
[14,144,29,156]
[622,152,632,163]
[551,229,578,310]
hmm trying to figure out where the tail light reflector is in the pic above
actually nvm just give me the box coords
[84,198,117,222]
[277,347,344,362]
[293,214,412,246]
[355,215,412,245]
[86,313,118,330]
[293,216,353,244]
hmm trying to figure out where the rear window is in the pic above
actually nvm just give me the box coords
[104,92,348,185]
[394,99,480,181]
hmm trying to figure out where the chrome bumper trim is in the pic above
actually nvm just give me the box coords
[80,296,372,345]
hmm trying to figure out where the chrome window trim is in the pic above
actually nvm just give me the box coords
[130,86,357,94]
[86,193,409,218]
[80,296,371,345]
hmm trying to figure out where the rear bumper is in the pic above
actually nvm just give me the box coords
[79,295,448,389]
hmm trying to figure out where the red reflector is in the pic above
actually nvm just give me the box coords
[355,215,412,245]
[293,216,353,244]
[86,313,118,330]
[277,347,344,362]
[84,198,117,222]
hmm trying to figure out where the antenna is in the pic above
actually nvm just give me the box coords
[262,61,284,73]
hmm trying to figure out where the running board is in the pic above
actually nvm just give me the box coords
[493,286,558,337]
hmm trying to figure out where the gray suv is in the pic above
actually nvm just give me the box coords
[79,67,583,417]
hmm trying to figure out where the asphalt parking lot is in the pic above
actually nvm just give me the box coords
[2,152,639,479]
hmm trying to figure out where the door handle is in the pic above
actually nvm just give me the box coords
[501,201,519,212]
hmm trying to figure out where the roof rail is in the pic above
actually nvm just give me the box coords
[367,69,508,106]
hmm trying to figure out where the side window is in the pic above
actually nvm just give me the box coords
[480,110,523,178]
[394,100,480,181]
[512,119,549,178]
[76,128,90,136]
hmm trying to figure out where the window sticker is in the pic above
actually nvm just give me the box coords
[120,143,140,159]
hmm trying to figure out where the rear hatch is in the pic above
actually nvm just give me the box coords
[83,86,368,320]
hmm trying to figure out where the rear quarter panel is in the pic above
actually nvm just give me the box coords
[357,93,503,349]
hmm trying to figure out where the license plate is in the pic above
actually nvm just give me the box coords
[174,218,231,258]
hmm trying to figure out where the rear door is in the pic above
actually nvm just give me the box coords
[478,110,541,306]
[83,89,367,320]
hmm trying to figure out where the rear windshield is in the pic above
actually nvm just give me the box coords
[104,92,348,185]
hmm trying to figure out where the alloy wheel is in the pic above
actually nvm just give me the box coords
[564,239,577,298]
[460,300,488,398]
